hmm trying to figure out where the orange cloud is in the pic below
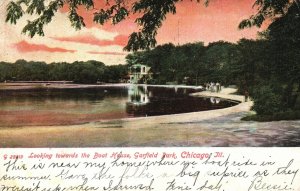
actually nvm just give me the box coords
[60,1,138,34]
[87,51,127,55]
[52,34,128,47]
[13,40,76,53]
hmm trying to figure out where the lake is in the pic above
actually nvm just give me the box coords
[0,85,238,127]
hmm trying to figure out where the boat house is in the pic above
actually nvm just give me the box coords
[128,64,151,84]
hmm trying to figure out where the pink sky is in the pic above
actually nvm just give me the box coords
[157,0,261,44]
[0,0,264,65]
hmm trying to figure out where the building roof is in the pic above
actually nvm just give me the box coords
[130,64,150,68]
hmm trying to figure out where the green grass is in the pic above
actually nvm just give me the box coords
[242,110,300,122]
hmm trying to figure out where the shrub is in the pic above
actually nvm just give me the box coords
[251,85,282,115]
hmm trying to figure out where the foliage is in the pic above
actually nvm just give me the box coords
[126,41,241,85]
[239,0,299,29]
[126,19,300,115]
[0,60,128,84]
[104,64,128,83]
[242,110,300,121]
[5,0,297,51]
[251,85,283,115]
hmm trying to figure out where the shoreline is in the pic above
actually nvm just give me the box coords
[0,82,204,91]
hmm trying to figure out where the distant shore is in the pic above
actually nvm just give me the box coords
[0,82,129,90]
[0,82,205,91]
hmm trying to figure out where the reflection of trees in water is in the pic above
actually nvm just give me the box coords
[126,86,237,117]
[1,86,238,118]
[0,88,129,102]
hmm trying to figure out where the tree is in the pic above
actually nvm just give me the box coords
[0,62,14,81]
[103,64,128,83]
[239,0,300,29]
[263,3,300,110]
[5,0,298,51]
[200,41,238,84]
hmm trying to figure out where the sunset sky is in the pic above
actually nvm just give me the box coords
[0,0,264,65]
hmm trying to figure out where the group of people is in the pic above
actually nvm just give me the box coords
[205,82,222,92]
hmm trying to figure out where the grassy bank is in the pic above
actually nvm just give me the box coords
[242,110,300,122]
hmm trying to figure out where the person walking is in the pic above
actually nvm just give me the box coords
[244,90,249,102]
[216,82,220,92]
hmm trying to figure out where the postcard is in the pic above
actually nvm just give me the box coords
[0,0,300,190]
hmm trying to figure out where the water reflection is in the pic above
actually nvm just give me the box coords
[127,85,150,105]
[210,97,221,104]
[0,86,238,126]
[126,85,236,117]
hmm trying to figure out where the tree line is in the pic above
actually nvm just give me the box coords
[126,4,300,117]
[0,60,128,84]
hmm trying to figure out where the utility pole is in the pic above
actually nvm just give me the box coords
[177,20,180,46]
